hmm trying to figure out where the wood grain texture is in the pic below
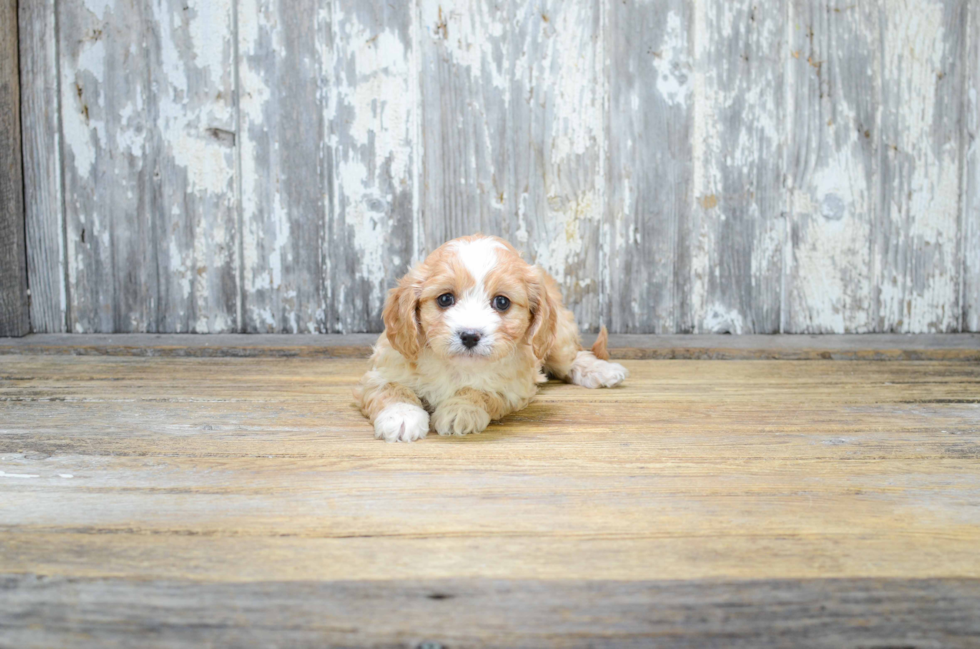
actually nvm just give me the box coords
[605,0,691,334]
[690,0,785,334]
[238,0,327,333]
[965,0,979,332]
[19,0,67,333]
[17,0,980,334]
[147,0,240,333]
[59,0,152,333]
[785,0,878,333]
[2,576,978,648]
[420,0,604,330]
[1,357,978,581]
[327,0,418,333]
[0,355,979,644]
[58,0,238,334]
[877,0,966,333]
[0,0,30,338]
[3,333,978,361]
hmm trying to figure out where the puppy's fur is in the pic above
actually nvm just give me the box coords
[354,235,628,442]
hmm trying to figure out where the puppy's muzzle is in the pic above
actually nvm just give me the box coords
[458,330,483,349]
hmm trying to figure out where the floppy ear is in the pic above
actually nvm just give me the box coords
[526,266,559,361]
[383,273,422,361]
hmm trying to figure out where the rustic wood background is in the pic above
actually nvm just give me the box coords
[1,0,30,337]
[16,0,980,334]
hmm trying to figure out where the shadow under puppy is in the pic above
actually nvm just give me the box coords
[354,235,628,442]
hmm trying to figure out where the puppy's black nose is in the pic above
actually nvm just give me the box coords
[459,330,482,349]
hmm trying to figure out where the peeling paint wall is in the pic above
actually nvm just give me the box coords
[19,0,980,333]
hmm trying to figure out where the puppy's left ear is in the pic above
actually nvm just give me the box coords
[383,271,423,362]
[526,266,560,360]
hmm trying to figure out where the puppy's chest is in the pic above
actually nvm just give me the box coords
[413,356,537,407]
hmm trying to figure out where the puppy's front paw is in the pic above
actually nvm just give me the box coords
[374,403,430,443]
[570,352,629,389]
[432,401,491,437]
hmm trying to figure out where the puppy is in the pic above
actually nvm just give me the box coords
[354,235,628,442]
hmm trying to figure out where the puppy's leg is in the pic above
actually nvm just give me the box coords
[544,312,628,389]
[355,371,429,442]
[567,351,628,388]
[431,388,508,437]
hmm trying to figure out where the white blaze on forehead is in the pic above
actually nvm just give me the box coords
[450,237,504,288]
[445,238,505,340]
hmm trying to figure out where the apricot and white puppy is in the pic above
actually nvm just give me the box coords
[354,235,628,442]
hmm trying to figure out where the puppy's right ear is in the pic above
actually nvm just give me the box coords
[383,272,422,362]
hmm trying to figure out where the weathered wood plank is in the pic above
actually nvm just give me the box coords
[687,0,785,334]
[0,332,379,358]
[877,0,966,332]
[965,1,980,332]
[1,333,978,361]
[0,0,30,337]
[0,357,978,585]
[327,1,419,333]
[420,0,603,330]
[605,0,691,334]
[19,0,67,333]
[1,576,978,649]
[1,355,978,643]
[59,0,238,333]
[58,0,153,332]
[238,0,328,333]
[147,0,239,333]
[785,0,878,333]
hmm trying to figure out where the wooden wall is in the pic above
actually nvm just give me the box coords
[15,0,980,334]
[1,0,30,337]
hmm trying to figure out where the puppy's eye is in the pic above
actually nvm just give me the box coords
[492,295,511,312]
[437,293,455,308]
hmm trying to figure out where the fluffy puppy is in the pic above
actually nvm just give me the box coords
[354,235,628,442]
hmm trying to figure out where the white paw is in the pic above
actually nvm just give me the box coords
[569,353,629,389]
[374,403,430,443]
[431,401,491,437]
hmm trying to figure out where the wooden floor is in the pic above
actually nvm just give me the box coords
[1,343,979,647]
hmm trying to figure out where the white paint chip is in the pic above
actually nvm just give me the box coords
[653,11,692,107]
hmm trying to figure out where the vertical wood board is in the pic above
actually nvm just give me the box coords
[687,0,785,334]
[785,0,878,333]
[147,0,240,333]
[1,0,30,337]
[19,0,67,333]
[605,0,692,334]
[964,1,979,332]
[419,0,604,330]
[876,0,966,332]
[58,0,238,333]
[327,0,418,333]
[58,0,156,332]
[238,0,328,333]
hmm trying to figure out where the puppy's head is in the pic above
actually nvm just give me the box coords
[383,235,557,363]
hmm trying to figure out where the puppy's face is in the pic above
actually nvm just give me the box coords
[383,236,556,363]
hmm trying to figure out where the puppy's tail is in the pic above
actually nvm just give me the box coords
[591,325,610,361]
